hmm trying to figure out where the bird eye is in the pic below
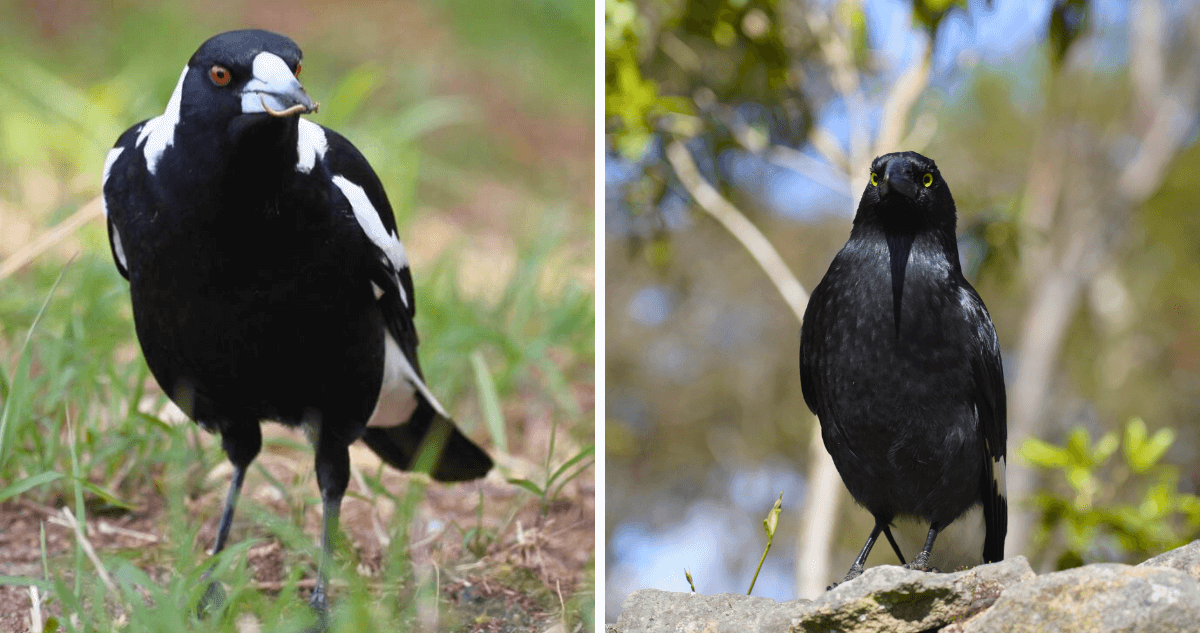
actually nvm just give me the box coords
[922,173,933,187]
[870,172,878,186]
[209,65,232,86]
[294,62,302,77]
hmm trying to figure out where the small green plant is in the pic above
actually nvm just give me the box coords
[1021,417,1200,569]
[508,419,594,515]
[747,492,782,595]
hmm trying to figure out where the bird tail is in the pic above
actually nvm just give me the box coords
[981,460,1007,563]
[361,398,493,483]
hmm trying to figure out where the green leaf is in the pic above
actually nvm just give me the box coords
[1092,432,1119,464]
[470,350,508,454]
[0,471,64,503]
[507,478,545,497]
[1020,437,1072,469]
[1139,483,1172,520]
[1124,417,1148,466]
[1065,465,1091,494]
[1065,428,1092,466]
[763,492,782,537]
[548,445,595,486]
[1128,421,1175,474]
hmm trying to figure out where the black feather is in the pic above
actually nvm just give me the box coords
[799,151,1007,586]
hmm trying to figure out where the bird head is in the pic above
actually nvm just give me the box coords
[856,151,956,234]
[178,30,317,138]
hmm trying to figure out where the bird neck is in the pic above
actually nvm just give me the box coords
[225,115,301,177]
[850,221,964,336]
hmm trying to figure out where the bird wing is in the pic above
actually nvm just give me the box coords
[310,122,451,420]
[101,121,152,280]
[961,285,1008,562]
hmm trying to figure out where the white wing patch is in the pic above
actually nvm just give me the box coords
[101,147,124,217]
[137,67,188,175]
[296,119,327,173]
[111,224,128,270]
[330,174,410,306]
[367,329,450,427]
[993,455,1006,498]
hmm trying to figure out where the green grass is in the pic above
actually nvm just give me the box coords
[0,2,594,631]
[0,246,593,632]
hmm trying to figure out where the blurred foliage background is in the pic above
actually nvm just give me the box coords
[606,0,1200,621]
[0,1,593,631]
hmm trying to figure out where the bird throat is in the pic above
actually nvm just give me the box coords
[885,232,916,337]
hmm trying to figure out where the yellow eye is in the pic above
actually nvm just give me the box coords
[870,172,878,186]
[922,172,933,187]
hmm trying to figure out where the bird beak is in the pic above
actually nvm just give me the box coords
[879,159,920,200]
[240,52,319,118]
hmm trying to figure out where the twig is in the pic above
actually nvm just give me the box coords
[874,43,931,156]
[60,506,117,595]
[0,196,103,281]
[664,141,809,321]
[764,145,852,199]
[28,585,42,633]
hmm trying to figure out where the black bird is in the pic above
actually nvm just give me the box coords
[798,151,1006,586]
[101,29,493,612]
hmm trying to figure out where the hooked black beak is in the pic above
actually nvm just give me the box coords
[879,158,921,200]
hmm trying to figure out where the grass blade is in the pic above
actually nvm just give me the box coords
[470,350,508,453]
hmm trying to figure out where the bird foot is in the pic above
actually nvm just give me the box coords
[827,564,866,590]
[196,580,226,618]
[902,561,940,573]
[309,584,329,614]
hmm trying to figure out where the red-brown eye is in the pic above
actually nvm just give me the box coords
[210,65,232,86]
[294,62,301,77]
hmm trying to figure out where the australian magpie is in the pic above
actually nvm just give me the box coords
[798,151,1007,586]
[101,29,493,612]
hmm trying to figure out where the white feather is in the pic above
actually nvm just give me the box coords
[137,67,187,175]
[296,119,327,174]
[330,174,410,306]
[111,225,128,270]
[101,147,124,218]
[367,330,449,427]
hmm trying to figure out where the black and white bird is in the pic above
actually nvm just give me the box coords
[799,151,1006,586]
[101,29,493,611]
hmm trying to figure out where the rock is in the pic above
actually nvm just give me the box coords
[1140,539,1200,581]
[961,563,1200,633]
[789,557,1034,633]
[614,589,811,633]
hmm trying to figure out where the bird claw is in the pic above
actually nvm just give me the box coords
[196,580,226,618]
[309,584,328,613]
[828,564,865,590]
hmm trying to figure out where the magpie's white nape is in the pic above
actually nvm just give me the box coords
[102,29,492,618]
[799,151,1007,588]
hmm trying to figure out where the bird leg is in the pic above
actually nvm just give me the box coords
[310,430,350,617]
[309,496,342,615]
[829,521,886,590]
[882,525,907,564]
[903,525,942,572]
[198,424,261,617]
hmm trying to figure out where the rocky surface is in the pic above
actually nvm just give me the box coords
[611,540,1200,632]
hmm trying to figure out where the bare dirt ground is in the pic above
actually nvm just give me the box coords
[0,421,594,632]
